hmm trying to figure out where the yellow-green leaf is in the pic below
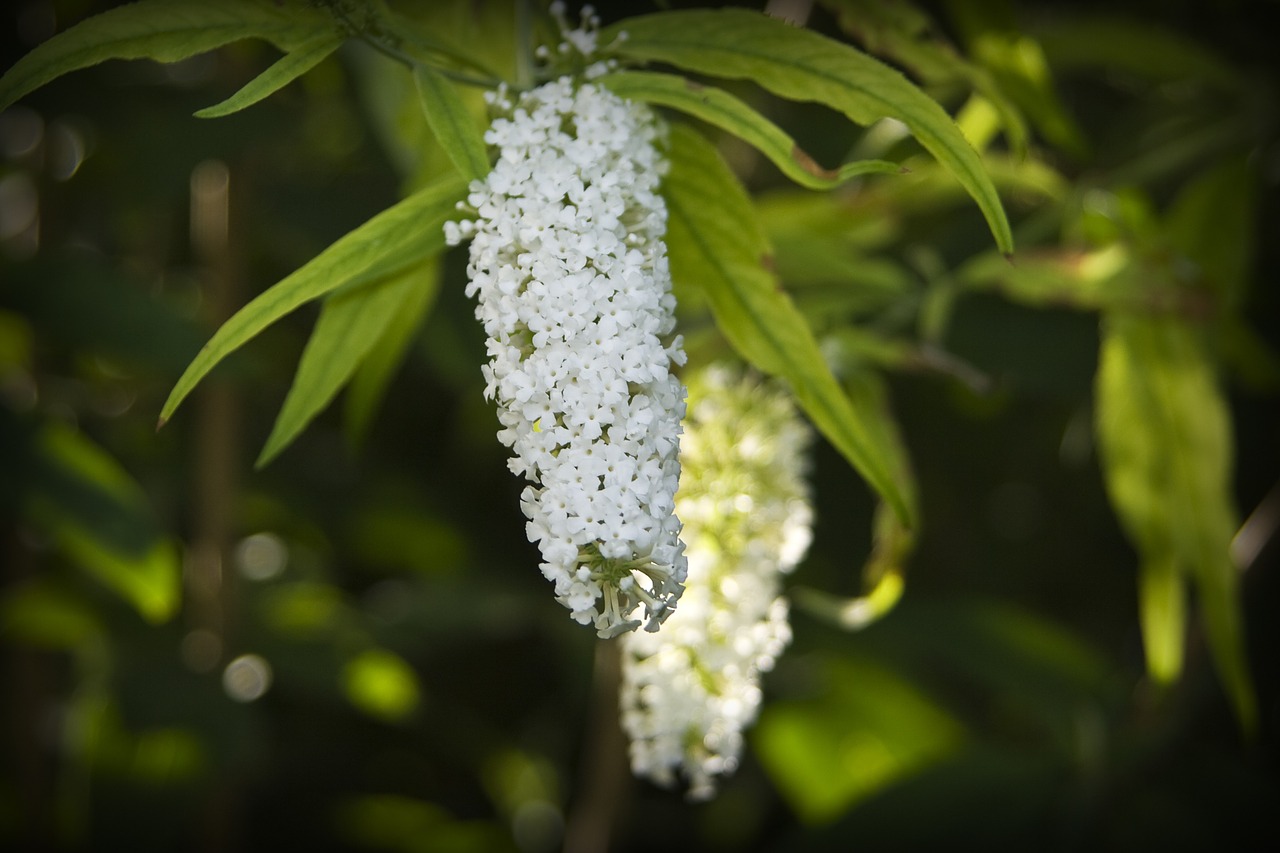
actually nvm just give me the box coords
[24,422,180,623]
[195,29,343,119]
[256,262,436,468]
[0,0,333,111]
[664,124,911,526]
[345,259,441,449]
[600,70,901,190]
[412,65,491,183]
[604,8,1013,253]
[1095,311,1256,732]
[159,172,467,429]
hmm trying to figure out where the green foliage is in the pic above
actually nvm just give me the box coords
[1,0,1276,849]
[664,125,913,526]
[411,64,491,182]
[194,30,344,118]
[0,0,337,111]
[602,7,1014,253]
[159,172,467,433]
[1096,313,1256,731]
[600,70,902,189]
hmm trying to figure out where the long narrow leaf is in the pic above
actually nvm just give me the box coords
[257,263,434,468]
[1096,311,1256,732]
[159,172,467,428]
[413,65,490,182]
[600,71,901,190]
[195,30,343,119]
[0,0,334,111]
[664,125,911,525]
[604,8,1013,254]
[345,259,442,449]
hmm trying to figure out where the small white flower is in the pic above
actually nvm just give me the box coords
[446,40,688,637]
[620,365,814,799]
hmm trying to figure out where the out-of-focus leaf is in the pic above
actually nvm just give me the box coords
[412,65,491,183]
[21,421,180,623]
[1032,14,1242,89]
[159,172,467,429]
[257,262,436,468]
[336,795,515,853]
[1138,553,1186,683]
[754,655,965,824]
[1165,155,1257,312]
[605,8,1014,254]
[944,1,1087,158]
[821,0,1030,155]
[663,125,912,526]
[1095,311,1256,732]
[0,581,104,650]
[258,581,346,637]
[346,259,442,448]
[957,244,1137,310]
[342,648,422,722]
[600,71,902,189]
[195,30,343,118]
[0,0,335,111]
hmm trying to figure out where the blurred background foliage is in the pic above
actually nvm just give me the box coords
[1,0,1278,851]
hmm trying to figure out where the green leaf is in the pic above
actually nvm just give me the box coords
[24,422,180,623]
[604,8,1013,254]
[755,655,964,823]
[256,262,438,468]
[820,0,1030,155]
[345,259,442,448]
[0,0,334,111]
[412,65,491,183]
[195,29,343,118]
[793,370,916,631]
[158,172,467,429]
[1165,155,1258,312]
[664,124,912,526]
[1138,554,1186,683]
[600,71,901,190]
[1095,311,1256,732]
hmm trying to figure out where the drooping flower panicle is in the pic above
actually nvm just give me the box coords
[620,366,814,799]
[446,47,688,638]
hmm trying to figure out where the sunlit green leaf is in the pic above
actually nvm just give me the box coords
[257,262,436,468]
[664,125,912,526]
[0,0,335,111]
[342,648,422,722]
[755,656,965,824]
[1096,311,1256,732]
[821,0,1030,155]
[604,8,1013,253]
[412,64,491,182]
[600,71,901,189]
[944,1,1087,158]
[195,29,343,118]
[345,259,442,448]
[159,172,467,429]
[24,422,180,623]
[1138,554,1185,683]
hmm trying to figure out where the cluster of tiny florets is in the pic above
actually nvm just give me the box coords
[619,365,813,799]
[445,50,688,638]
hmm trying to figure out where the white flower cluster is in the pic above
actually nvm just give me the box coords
[445,64,688,638]
[620,366,814,800]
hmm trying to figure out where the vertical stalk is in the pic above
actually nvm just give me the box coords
[562,639,631,853]
[187,158,244,853]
